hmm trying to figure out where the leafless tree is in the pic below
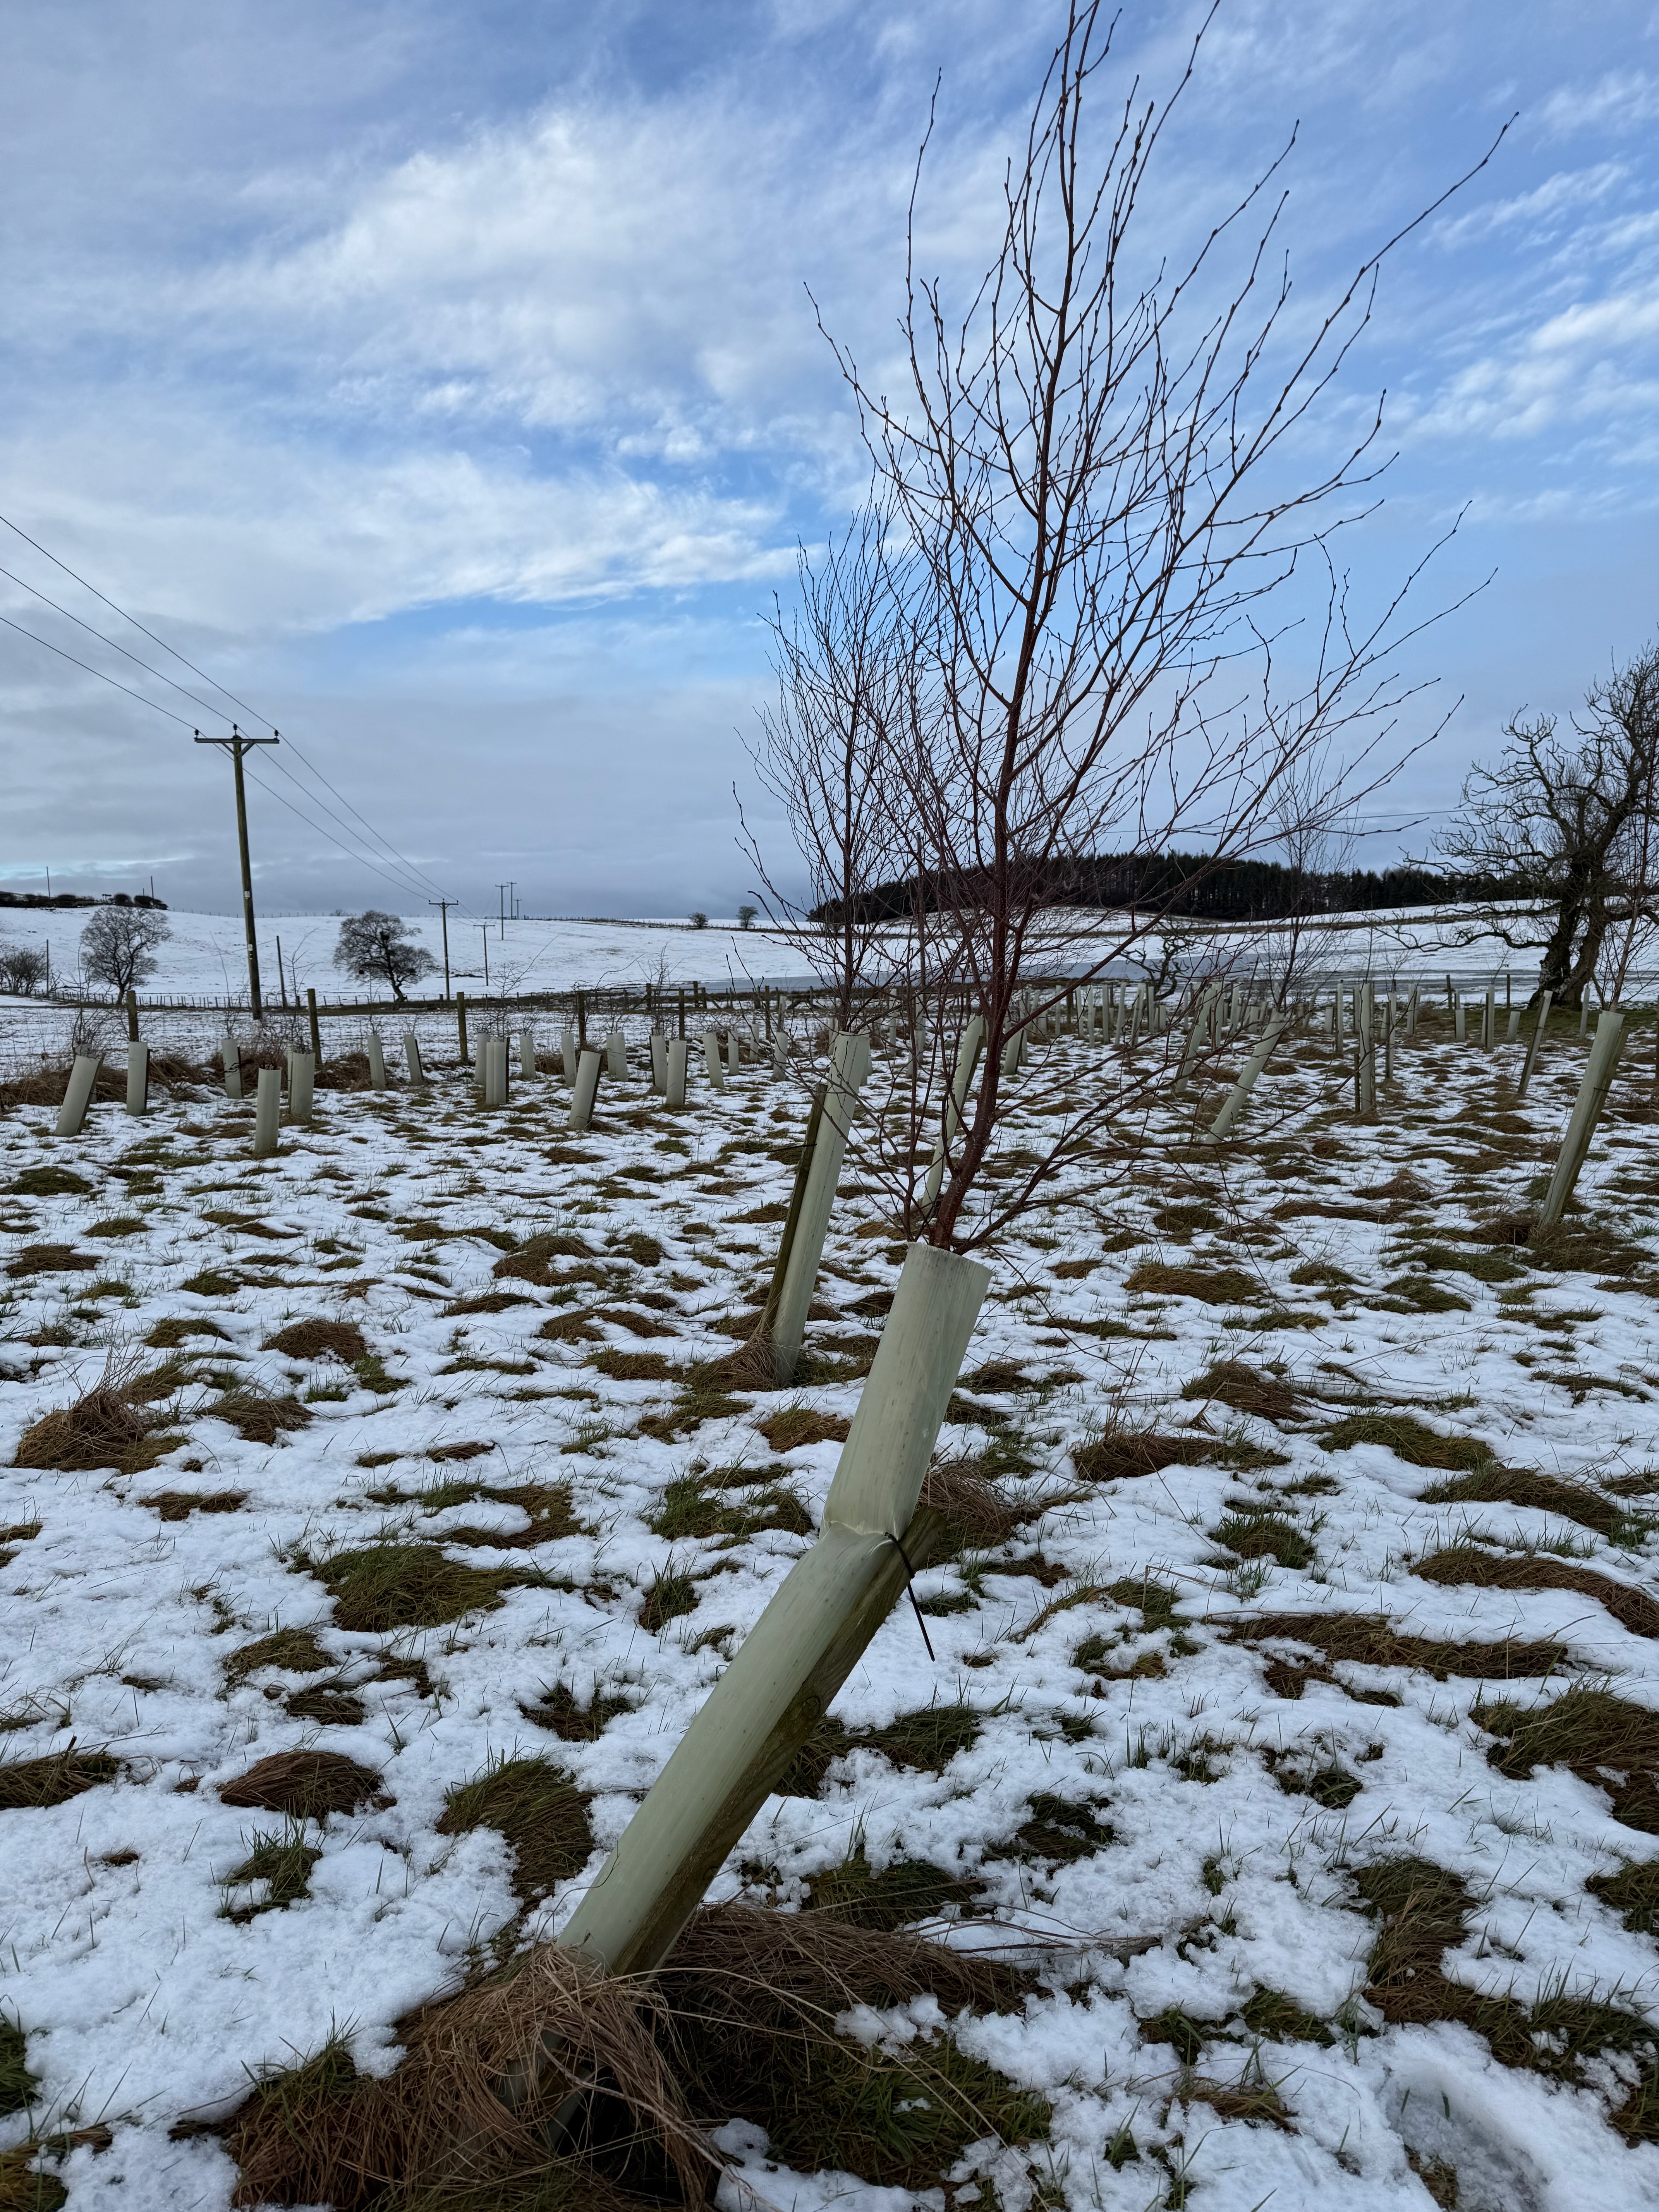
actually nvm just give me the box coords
[1436,641,1659,1008]
[739,505,917,1034]
[79,904,171,998]
[811,0,1483,1251]
[333,911,437,1003]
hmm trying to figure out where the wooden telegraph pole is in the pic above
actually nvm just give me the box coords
[195,725,278,1018]
[427,897,455,1000]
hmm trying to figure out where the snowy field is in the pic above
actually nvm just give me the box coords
[2,1010,1659,2210]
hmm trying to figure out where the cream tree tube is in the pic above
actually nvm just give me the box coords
[55,1056,101,1138]
[649,1031,668,1093]
[606,1030,627,1080]
[366,1032,387,1091]
[125,1042,149,1118]
[252,1066,281,1158]
[521,1028,536,1081]
[569,1046,603,1131]
[922,1015,986,1209]
[556,1241,989,1982]
[1517,990,1554,1100]
[665,1037,689,1108]
[403,1030,426,1085]
[288,1049,316,1125]
[1207,1012,1288,1139]
[221,1036,242,1099]
[770,1029,872,1384]
[703,1030,726,1089]
[1534,1010,1626,1230]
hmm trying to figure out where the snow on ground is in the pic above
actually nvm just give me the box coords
[2,1010,1658,2209]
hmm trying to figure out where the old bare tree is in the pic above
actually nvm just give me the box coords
[1436,641,1659,1008]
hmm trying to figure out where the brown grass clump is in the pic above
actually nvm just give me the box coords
[10,1166,92,1198]
[224,1628,331,1682]
[1479,1687,1659,1830]
[1414,1546,1659,1638]
[1356,1170,1432,1202]
[1182,1361,1299,1425]
[140,1489,246,1521]
[14,1379,169,1475]
[778,1704,982,1796]
[1319,1412,1492,1470]
[757,1408,851,1452]
[1419,1465,1631,1537]
[212,1388,313,1444]
[591,1348,675,1383]
[657,1903,1044,2191]
[312,1542,516,1632]
[219,1750,388,1820]
[223,1950,707,2211]
[1127,1261,1259,1305]
[493,1231,596,1286]
[4,1243,97,1279]
[145,1316,229,1349]
[264,1319,368,1363]
[918,1460,1034,1553]
[0,1749,122,1811]
[1074,1421,1213,1483]
[436,1756,594,1905]
[1232,1614,1566,1682]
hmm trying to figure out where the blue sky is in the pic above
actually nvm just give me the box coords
[1,0,1656,919]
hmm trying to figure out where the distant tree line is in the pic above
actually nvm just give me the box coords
[810,854,1501,928]
[0,890,167,910]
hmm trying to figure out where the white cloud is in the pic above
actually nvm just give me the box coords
[1434,163,1627,247]
[1540,69,1659,136]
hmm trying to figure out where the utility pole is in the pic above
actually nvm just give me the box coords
[508,879,517,922]
[481,926,490,991]
[195,725,278,1018]
[427,897,455,1000]
[497,883,508,940]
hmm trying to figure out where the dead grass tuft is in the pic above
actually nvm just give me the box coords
[1209,1506,1314,1569]
[264,1319,368,1363]
[1589,1860,1659,1936]
[1233,1614,1566,1682]
[1419,1466,1633,1538]
[140,1489,246,1521]
[4,1243,96,1279]
[1319,1412,1491,1470]
[144,1316,229,1349]
[804,1850,979,1929]
[1414,1546,1659,1638]
[1127,1261,1259,1305]
[756,1408,851,1452]
[312,1542,517,1631]
[918,1459,1034,1553]
[1479,1686,1659,1829]
[224,1627,330,1682]
[649,1472,811,1541]
[436,1755,594,1905]
[778,1703,983,1796]
[1182,1361,1300,1425]
[493,1232,596,1286]
[219,1750,388,1819]
[212,1388,313,1444]
[0,1749,122,1811]
[14,1377,170,1475]
[1074,1421,1213,1484]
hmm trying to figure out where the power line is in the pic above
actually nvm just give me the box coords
[0,610,198,727]
[0,560,235,728]
[0,505,272,730]
[0,509,467,912]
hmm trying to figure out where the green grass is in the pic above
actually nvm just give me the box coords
[1209,1508,1314,1569]
[1320,1412,1492,1470]
[1589,1860,1659,1936]
[0,2016,37,2116]
[222,1823,321,1922]
[805,1851,978,1929]
[649,1471,812,1541]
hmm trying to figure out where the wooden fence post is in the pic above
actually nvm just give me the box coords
[457,991,469,1064]
[125,991,139,1043]
[1534,1009,1625,1231]
[307,987,322,1064]
[552,1242,989,1985]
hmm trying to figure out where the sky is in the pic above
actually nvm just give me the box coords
[0,0,1657,922]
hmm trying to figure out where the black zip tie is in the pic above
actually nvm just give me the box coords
[889,1531,936,1663]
